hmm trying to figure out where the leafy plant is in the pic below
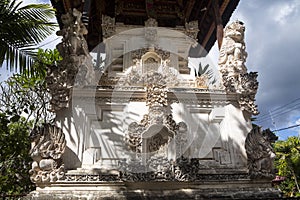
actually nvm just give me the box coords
[274,136,300,197]
[0,115,34,196]
[0,49,60,196]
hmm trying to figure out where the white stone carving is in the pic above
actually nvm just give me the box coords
[56,8,89,57]
[29,124,66,183]
[124,49,178,87]
[195,75,208,88]
[144,18,158,42]
[245,127,278,178]
[102,15,116,39]
[125,69,187,163]
[185,20,199,40]
[218,21,259,115]
[47,8,95,112]
[145,18,158,27]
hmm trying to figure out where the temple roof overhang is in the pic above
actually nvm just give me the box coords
[50,0,239,55]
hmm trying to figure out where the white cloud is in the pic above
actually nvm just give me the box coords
[269,1,300,25]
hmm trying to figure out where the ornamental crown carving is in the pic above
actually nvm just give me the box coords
[185,20,199,40]
[144,18,158,42]
[145,18,158,27]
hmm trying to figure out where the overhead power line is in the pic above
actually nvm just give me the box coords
[272,123,300,132]
[257,97,300,119]
[256,102,300,123]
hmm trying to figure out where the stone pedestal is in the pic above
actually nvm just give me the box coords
[27,176,281,199]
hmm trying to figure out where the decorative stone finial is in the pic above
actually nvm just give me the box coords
[218,20,259,115]
[185,20,199,40]
[102,15,116,39]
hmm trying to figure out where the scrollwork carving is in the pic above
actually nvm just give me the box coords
[29,124,66,183]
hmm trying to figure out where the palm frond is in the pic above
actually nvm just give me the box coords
[194,62,217,85]
[0,0,57,73]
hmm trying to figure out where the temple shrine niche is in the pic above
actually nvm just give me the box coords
[27,0,281,199]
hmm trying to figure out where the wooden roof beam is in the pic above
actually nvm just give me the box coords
[198,0,213,30]
[145,0,157,18]
[201,0,230,50]
[184,0,195,22]
[212,0,223,49]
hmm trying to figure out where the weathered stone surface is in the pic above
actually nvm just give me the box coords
[47,8,95,112]
[245,127,278,179]
[29,124,66,183]
[29,13,281,199]
[218,20,259,115]
[26,180,281,200]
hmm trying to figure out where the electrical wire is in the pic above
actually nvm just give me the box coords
[257,97,300,119]
[271,123,300,132]
[256,102,300,123]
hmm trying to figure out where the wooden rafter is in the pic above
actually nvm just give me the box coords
[201,0,230,50]
[145,0,157,18]
[213,0,223,49]
[184,0,195,22]
[52,0,239,53]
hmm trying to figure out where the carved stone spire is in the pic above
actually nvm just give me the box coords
[47,8,95,112]
[218,21,259,115]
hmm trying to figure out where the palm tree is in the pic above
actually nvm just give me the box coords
[0,0,56,73]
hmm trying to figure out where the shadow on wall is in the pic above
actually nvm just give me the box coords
[62,146,82,170]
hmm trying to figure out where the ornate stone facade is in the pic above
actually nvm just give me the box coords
[29,124,66,183]
[245,127,278,178]
[125,70,187,165]
[28,10,281,199]
[218,21,259,115]
[47,8,94,112]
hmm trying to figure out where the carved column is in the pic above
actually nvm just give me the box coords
[47,8,95,112]
[218,21,259,115]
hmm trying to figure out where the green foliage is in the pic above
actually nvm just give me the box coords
[274,136,300,197]
[0,48,60,196]
[0,0,56,72]
[0,115,34,195]
[28,48,62,78]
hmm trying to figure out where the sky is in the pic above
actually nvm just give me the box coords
[208,0,300,140]
[1,0,300,140]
